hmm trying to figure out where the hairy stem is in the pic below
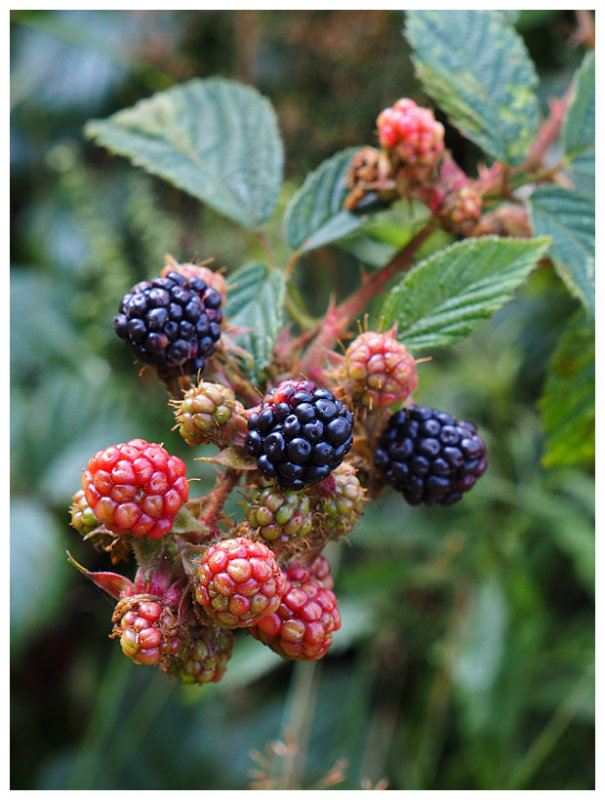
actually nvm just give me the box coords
[200,469,240,532]
[299,221,437,382]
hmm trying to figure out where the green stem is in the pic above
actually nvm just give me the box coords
[65,648,132,789]
[281,660,322,788]
[103,669,176,783]
[285,287,317,330]
[507,671,593,789]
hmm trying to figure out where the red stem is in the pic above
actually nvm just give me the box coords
[200,469,240,533]
[299,221,437,382]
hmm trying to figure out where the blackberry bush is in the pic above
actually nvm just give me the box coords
[66,9,593,705]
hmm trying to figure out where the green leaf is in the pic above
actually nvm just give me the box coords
[10,498,71,654]
[528,186,594,317]
[451,577,508,694]
[405,10,540,166]
[224,261,285,380]
[539,312,594,470]
[85,77,283,229]
[381,236,549,352]
[563,52,595,163]
[284,148,370,252]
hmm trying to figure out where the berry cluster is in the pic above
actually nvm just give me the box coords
[373,404,487,506]
[245,380,354,491]
[114,270,223,380]
[72,231,489,689]
[376,98,445,165]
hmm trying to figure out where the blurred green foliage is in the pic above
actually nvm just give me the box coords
[10,9,593,790]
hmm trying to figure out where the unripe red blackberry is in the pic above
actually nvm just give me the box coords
[112,595,179,667]
[314,462,366,538]
[373,405,487,506]
[114,270,223,380]
[244,481,313,544]
[81,439,189,539]
[251,561,341,661]
[377,99,445,166]
[193,537,287,628]
[173,380,247,447]
[245,380,354,491]
[168,626,234,685]
[69,489,100,536]
[340,330,418,410]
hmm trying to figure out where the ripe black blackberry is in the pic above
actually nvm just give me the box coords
[113,271,223,379]
[373,404,487,506]
[245,380,354,491]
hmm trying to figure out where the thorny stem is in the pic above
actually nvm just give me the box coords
[299,220,438,382]
[199,469,240,531]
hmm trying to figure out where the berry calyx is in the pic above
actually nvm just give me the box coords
[81,439,189,539]
[251,560,341,661]
[340,330,418,410]
[373,405,487,505]
[111,595,179,667]
[168,625,234,685]
[313,462,366,538]
[376,99,445,166]
[244,481,313,545]
[173,380,248,447]
[113,270,223,380]
[193,537,287,628]
[244,380,354,491]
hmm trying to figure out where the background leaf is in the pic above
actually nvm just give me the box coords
[224,261,285,381]
[381,236,549,352]
[10,499,71,654]
[405,10,540,166]
[284,148,369,252]
[563,52,594,163]
[528,186,594,317]
[85,77,284,229]
[539,311,594,471]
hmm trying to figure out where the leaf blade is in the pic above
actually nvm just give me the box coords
[528,186,595,317]
[539,311,595,470]
[563,51,595,163]
[284,148,369,252]
[85,77,284,229]
[224,261,285,381]
[381,236,550,352]
[405,10,540,166]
